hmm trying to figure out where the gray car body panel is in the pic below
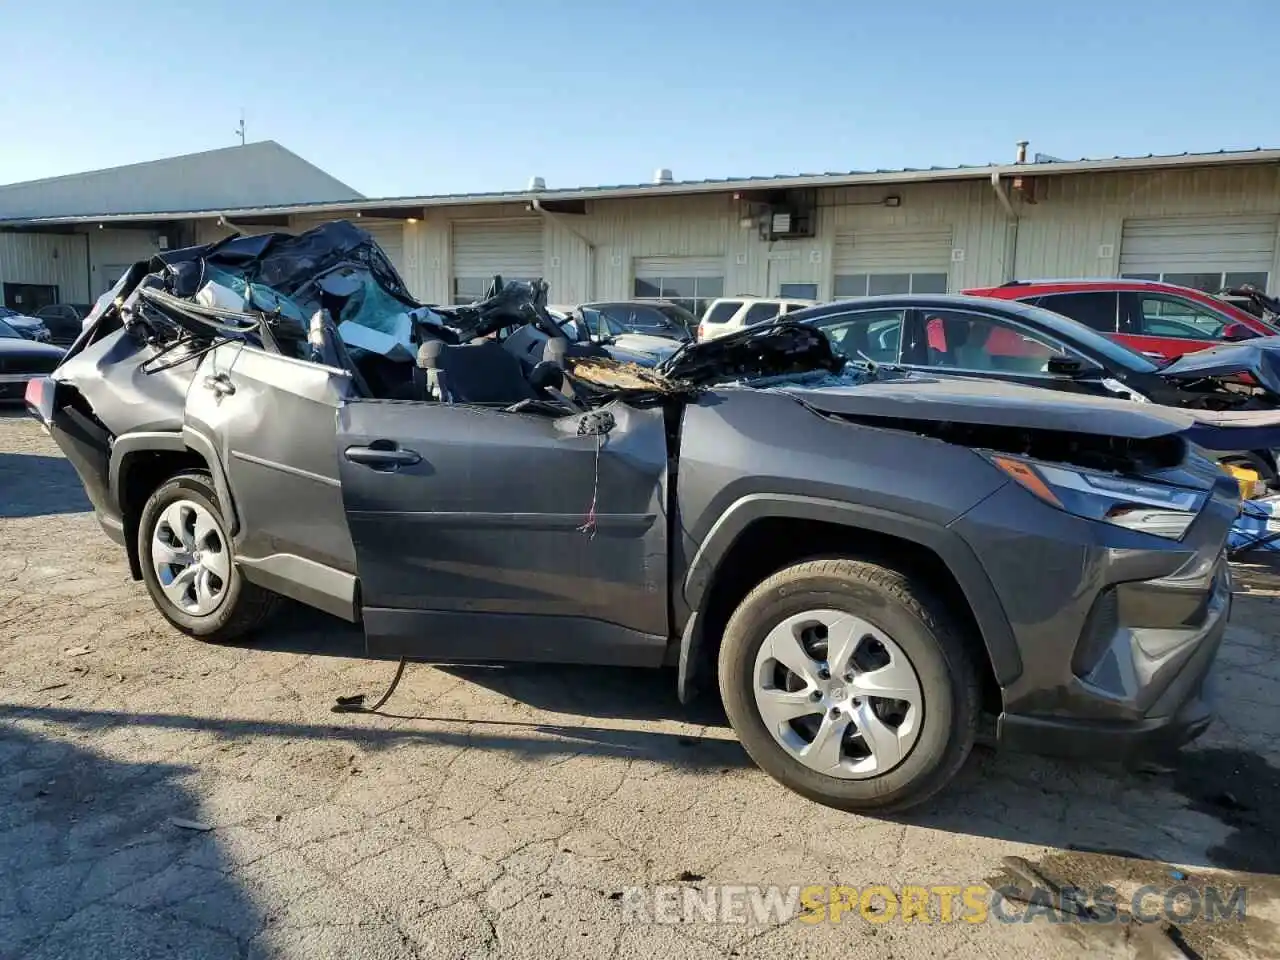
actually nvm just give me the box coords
[185,343,361,621]
[778,377,1200,437]
[1159,336,1280,395]
[38,268,1240,765]
[335,397,670,664]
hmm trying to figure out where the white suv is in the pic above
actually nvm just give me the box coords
[697,297,817,341]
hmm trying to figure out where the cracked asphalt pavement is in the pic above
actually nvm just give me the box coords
[3,404,1280,959]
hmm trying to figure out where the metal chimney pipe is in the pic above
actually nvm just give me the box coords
[1016,141,1029,164]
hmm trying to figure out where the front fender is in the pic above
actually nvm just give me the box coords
[676,493,1022,703]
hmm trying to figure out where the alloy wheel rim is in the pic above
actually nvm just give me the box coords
[751,609,924,780]
[151,499,230,617]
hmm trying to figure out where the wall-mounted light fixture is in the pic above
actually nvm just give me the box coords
[883,195,902,207]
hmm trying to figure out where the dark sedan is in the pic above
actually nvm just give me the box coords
[0,319,65,400]
[792,293,1280,480]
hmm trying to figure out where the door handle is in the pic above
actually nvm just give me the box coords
[1141,351,1168,361]
[202,373,236,396]
[344,442,422,469]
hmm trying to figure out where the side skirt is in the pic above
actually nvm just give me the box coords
[363,608,669,668]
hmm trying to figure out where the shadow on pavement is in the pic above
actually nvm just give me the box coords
[0,451,91,518]
[437,661,731,727]
[0,703,754,776]
[238,600,368,659]
[0,722,263,959]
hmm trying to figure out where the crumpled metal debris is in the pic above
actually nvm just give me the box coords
[90,220,440,363]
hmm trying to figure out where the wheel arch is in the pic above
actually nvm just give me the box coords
[677,494,1020,709]
[110,430,238,580]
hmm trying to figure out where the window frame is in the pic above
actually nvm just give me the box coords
[1121,270,1271,296]
[778,282,818,300]
[1118,291,1237,341]
[833,271,949,298]
[632,275,724,319]
[1031,291,1121,334]
[900,307,1098,378]
[701,300,742,325]
[811,307,908,364]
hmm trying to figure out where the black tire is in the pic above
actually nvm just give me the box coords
[137,471,278,642]
[718,557,980,813]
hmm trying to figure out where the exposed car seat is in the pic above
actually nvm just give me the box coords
[417,339,537,404]
[952,321,991,369]
[834,321,870,360]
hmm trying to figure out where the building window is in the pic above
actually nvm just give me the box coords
[1121,271,1269,294]
[779,282,818,300]
[834,272,948,298]
[453,276,534,303]
[634,275,724,318]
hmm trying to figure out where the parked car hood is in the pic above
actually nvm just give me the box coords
[781,375,1201,440]
[609,332,682,359]
[0,338,64,359]
[1159,337,1280,395]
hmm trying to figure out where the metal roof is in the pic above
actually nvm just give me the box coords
[3,146,1278,228]
[0,141,363,222]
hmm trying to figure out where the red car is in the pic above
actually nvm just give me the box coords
[964,278,1280,363]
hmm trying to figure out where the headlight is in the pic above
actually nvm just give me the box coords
[985,453,1206,540]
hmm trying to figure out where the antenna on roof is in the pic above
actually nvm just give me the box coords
[234,109,246,146]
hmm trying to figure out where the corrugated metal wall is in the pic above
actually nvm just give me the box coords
[87,229,166,296]
[393,180,1019,304]
[1013,165,1280,282]
[12,163,1266,311]
[0,231,90,303]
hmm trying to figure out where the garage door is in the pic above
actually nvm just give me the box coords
[452,220,544,302]
[832,228,952,296]
[1120,215,1278,293]
[633,256,725,316]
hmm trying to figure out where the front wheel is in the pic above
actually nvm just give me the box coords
[137,471,278,642]
[718,558,980,813]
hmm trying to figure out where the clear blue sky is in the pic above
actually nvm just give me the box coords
[2,0,1275,198]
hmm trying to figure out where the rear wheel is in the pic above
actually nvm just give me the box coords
[718,558,980,812]
[138,471,277,642]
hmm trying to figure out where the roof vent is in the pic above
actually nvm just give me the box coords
[1015,141,1029,164]
[653,168,673,185]
[528,176,546,190]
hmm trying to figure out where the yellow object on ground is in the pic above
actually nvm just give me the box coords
[1222,462,1267,500]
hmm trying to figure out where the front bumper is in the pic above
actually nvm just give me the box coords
[997,560,1228,761]
[951,464,1238,762]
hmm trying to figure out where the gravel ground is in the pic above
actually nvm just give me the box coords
[3,403,1280,959]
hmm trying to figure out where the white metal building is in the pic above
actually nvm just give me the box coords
[0,142,361,313]
[3,144,1280,318]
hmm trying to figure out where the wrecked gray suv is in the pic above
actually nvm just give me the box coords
[27,221,1239,812]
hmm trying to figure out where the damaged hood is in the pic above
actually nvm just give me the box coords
[1159,337,1280,395]
[782,375,1201,440]
[656,319,843,383]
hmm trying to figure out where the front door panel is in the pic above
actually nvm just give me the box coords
[186,345,357,576]
[337,399,670,665]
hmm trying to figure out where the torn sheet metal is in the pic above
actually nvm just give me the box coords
[1159,337,1280,397]
[656,319,843,384]
[77,220,428,362]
